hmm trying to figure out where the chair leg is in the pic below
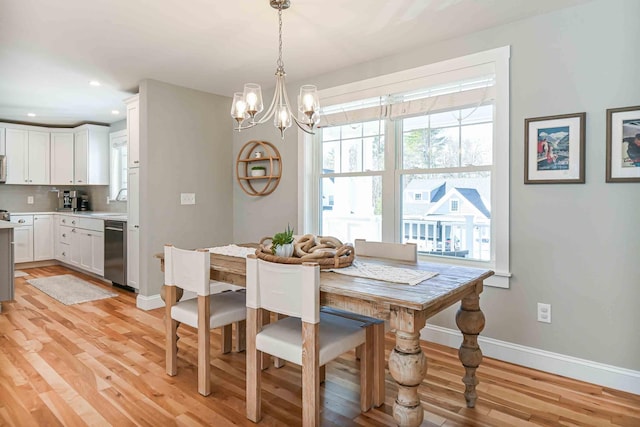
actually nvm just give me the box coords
[261,310,271,370]
[247,308,262,423]
[221,324,232,354]
[372,322,385,407]
[360,326,374,412]
[319,365,326,384]
[274,313,287,368]
[302,322,320,427]
[165,286,178,376]
[235,320,246,352]
[197,295,211,396]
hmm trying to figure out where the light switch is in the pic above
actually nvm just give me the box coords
[27,196,34,204]
[180,193,196,205]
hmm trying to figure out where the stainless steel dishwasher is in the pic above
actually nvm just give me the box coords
[104,220,127,288]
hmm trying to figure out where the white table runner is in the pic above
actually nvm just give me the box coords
[208,244,256,258]
[328,260,437,286]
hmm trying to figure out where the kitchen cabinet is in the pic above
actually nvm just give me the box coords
[0,127,5,154]
[61,215,104,276]
[127,167,139,289]
[0,226,15,311]
[33,214,54,261]
[50,132,75,185]
[73,124,109,185]
[10,214,54,263]
[5,129,50,185]
[10,215,34,263]
[125,95,140,168]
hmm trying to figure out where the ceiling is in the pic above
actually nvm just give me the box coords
[0,0,592,126]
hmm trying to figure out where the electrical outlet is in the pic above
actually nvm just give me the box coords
[537,303,551,323]
[27,196,34,204]
[180,193,196,205]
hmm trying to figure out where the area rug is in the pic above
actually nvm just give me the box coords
[26,274,118,305]
[14,270,29,278]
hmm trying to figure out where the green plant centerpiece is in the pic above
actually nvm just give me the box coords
[272,224,295,257]
[250,165,267,177]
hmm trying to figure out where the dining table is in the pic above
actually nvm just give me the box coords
[155,245,493,427]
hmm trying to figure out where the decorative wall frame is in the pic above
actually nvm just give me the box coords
[236,140,282,196]
[524,112,586,184]
[606,105,640,183]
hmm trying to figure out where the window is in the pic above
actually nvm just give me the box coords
[300,47,511,288]
[109,130,128,201]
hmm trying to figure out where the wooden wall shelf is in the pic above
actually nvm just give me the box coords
[236,140,282,196]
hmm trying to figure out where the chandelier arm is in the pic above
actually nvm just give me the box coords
[254,76,281,125]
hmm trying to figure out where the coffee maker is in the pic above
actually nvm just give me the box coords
[57,190,86,211]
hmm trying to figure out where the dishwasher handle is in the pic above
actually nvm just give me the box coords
[105,226,124,232]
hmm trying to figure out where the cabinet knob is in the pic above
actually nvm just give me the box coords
[72,228,76,233]
[77,180,83,183]
[69,181,73,183]
[62,233,66,237]
[18,219,25,223]
[134,160,139,164]
[87,233,92,237]
[62,219,66,223]
[62,252,66,256]
[134,225,139,228]
[71,220,76,224]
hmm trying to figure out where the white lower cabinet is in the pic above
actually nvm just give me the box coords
[57,215,104,276]
[10,215,34,263]
[13,226,34,263]
[33,214,54,261]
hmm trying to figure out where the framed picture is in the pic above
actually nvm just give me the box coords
[524,112,586,184]
[606,105,640,183]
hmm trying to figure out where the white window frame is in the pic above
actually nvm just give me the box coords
[299,46,511,288]
[450,199,460,212]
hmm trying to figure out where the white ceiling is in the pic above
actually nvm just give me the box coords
[0,0,591,126]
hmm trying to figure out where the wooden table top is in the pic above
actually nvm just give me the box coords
[155,247,494,315]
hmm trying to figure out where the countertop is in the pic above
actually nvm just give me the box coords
[9,211,128,221]
[0,221,18,229]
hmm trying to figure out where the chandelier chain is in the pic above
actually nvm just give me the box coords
[277,5,284,70]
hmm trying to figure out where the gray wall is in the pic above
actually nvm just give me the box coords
[110,119,127,133]
[231,87,300,244]
[139,79,234,297]
[232,0,640,371]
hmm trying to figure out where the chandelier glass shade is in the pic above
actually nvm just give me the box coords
[230,0,319,137]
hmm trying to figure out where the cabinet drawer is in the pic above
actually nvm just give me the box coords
[56,242,70,261]
[58,215,74,226]
[78,217,103,232]
[10,215,33,226]
[58,226,72,244]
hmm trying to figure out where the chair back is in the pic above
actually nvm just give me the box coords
[246,255,320,324]
[164,245,211,296]
[354,239,417,262]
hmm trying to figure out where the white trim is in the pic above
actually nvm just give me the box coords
[300,46,512,287]
[136,293,163,310]
[135,282,242,311]
[421,324,640,395]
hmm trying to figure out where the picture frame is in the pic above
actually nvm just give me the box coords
[524,112,586,184]
[606,105,640,183]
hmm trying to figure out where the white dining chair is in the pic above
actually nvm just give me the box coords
[164,244,247,396]
[245,255,373,425]
[327,238,419,407]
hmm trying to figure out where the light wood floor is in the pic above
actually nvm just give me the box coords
[1,265,638,426]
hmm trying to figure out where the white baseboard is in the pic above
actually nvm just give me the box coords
[135,282,243,311]
[421,324,640,395]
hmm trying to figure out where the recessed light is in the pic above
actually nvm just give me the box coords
[89,80,101,87]
[27,113,36,117]
[111,110,120,115]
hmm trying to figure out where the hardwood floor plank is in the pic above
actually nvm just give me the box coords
[1,266,638,426]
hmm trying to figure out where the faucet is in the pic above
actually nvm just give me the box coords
[115,188,127,201]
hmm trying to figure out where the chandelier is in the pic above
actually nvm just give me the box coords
[230,0,320,138]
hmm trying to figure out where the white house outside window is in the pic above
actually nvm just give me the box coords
[299,47,511,288]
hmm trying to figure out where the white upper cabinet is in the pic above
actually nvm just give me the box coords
[73,124,109,185]
[5,128,50,185]
[51,132,75,185]
[125,95,139,168]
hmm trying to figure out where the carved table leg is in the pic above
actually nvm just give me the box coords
[455,288,485,408]
[388,308,427,427]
